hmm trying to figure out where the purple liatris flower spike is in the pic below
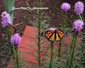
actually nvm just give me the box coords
[10,33,21,48]
[74,1,84,15]
[73,19,84,32]
[61,2,71,12]
[1,11,12,28]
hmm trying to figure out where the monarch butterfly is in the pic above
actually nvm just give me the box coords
[9,25,16,34]
[42,28,64,42]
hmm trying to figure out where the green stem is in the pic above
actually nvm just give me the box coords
[49,42,54,68]
[58,40,62,58]
[62,19,66,30]
[62,14,67,31]
[37,16,41,67]
[15,48,20,68]
[79,15,83,21]
[65,33,77,68]
[5,28,15,57]
[68,35,77,68]
[37,0,42,68]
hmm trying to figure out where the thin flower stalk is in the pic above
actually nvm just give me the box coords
[10,32,21,68]
[49,42,54,68]
[5,27,15,57]
[14,48,20,68]
[65,33,77,68]
[79,15,83,21]
[58,40,62,58]
[65,18,84,68]
[62,15,68,31]
[61,2,70,30]
[58,16,67,59]
[58,14,67,62]
[37,0,42,68]
[59,3,69,59]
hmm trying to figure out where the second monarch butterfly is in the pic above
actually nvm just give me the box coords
[8,25,16,34]
[9,23,23,34]
[42,28,64,42]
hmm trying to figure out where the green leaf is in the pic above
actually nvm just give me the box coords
[3,0,15,12]
[3,0,15,22]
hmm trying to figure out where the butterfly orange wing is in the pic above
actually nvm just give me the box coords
[44,30,54,41]
[9,25,16,34]
[56,33,60,41]
[49,33,55,41]
[57,30,64,39]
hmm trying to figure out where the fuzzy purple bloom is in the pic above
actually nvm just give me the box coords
[1,11,12,28]
[10,33,21,48]
[61,2,71,12]
[73,19,84,32]
[74,1,84,15]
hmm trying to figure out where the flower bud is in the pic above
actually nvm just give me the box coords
[73,19,84,32]
[61,2,71,12]
[10,33,21,48]
[1,11,12,28]
[74,1,84,15]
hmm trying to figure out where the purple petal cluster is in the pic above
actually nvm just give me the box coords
[73,19,84,32]
[10,33,21,48]
[61,2,71,12]
[74,1,84,15]
[1,11,12,28]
